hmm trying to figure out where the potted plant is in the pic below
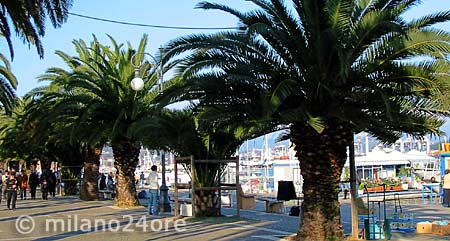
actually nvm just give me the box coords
[383,178,402,191]
[392,180,403,191]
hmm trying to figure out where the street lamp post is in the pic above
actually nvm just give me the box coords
[130,47,171,213]
[159,151,171,212]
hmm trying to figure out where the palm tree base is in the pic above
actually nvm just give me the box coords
[80,162,100,201]
[193,190,221,217]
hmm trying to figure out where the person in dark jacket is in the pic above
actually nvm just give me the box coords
[40,169,51,200]
[28,169,39,200]
[99,174,107,190]
[49,171,57,197]
[6,170,18,210]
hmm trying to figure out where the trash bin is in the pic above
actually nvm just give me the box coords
[364,218,385,240]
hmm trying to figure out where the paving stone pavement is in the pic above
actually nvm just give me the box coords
[0,194,449,240]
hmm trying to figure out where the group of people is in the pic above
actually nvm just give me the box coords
[99,172,116,191]
[0,168,58,210]
[39,168,59,200]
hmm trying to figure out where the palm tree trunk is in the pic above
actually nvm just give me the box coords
[290,121,352,241]
[193,189,221,217]
[111,140,140,207]
[80,145,101,201]
[192,162,223,217]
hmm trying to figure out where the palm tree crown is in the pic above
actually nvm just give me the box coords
[0,0,73,59]
[167,0,450,140]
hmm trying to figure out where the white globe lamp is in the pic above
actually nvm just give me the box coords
[130,76,144,91]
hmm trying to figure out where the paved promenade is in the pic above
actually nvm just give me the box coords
[0,194,449,240]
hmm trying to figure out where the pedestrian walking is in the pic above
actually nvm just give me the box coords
[140,172,145,188]
[6,170,18,210]
[17,170,29,200]
[28,169,39,200]
[443,169,450,207]
[146,165,159,215]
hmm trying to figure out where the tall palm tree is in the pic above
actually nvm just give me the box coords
[24,87,104,201]
[0,0,73,59]
[163,0,450,239]
[36,34,173,207]
[0,51,17,114]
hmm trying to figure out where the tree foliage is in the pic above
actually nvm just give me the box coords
[162,0,450,239]
[0,51,17,114]
[0,0,73,59]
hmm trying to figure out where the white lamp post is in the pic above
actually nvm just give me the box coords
[130,47,171,213]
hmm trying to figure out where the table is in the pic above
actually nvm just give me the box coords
[421,183,441,204]
[259,198,284,213]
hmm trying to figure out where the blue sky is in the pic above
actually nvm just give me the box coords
[2,0,450,142]
[3,0,256,96]
[2,0,449,97]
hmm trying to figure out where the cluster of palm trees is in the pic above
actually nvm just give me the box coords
[2,34,260,208]
[1,0,450,240]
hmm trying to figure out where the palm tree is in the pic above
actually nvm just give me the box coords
[23,88,104,200]
[0,99,85,173]
[36,34,172,207]
[163,0,450,239]
[0,51,17,114]
[0,0,73,59]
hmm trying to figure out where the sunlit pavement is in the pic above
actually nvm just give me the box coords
[0,194,449,240]
[0,196,295,241]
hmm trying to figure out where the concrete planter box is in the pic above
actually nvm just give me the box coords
[180,203,192,217]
